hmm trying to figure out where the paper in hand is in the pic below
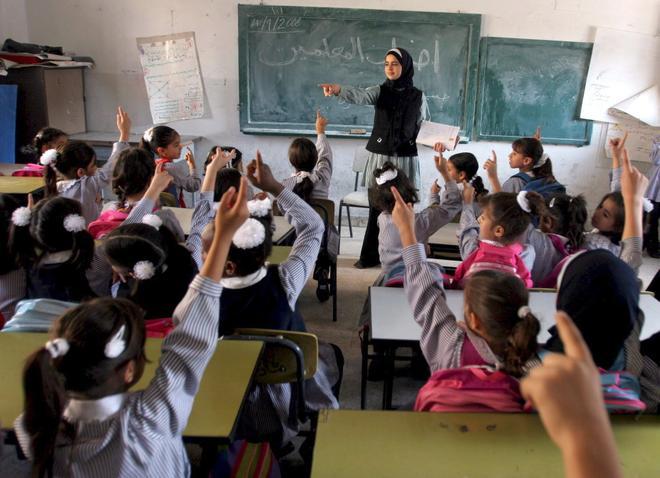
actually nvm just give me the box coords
[416,121,460,151]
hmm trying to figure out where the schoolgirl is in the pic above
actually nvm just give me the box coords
[0,194,26,321]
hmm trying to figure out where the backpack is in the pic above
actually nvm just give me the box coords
[88,208,129,239]
[414,366,526,413]
[512,172,566,199]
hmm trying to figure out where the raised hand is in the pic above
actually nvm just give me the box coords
[145,162,174,200]
[483,150,497,178]
[533,127,542,140]
[620,147,648,201]
[431,179,441,195]
[390,186,416,247]
[316,109,328,134]
[609,132,628,168]
[185,148,196,171]
[319,83,341,96]
[246,150,284,195]
[116,106,131,142]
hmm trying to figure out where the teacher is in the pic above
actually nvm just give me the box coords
[321,47,428,268]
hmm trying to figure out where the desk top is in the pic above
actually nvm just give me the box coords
[163,206,294,242]
[70,132,201,146]
[269,246,292,265]
[311,410,660,478]
[370,287,660,343]
[427,222,459,246]
[0,176,44,194]
[0,333,262,439]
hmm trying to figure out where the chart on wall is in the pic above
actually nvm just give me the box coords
[137,32,205,124]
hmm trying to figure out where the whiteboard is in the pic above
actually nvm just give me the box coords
[137,32,205,124]
[580,28,659,124]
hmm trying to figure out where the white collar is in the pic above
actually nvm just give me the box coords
[41,250,73,265]
[480,239,504,247]
[220,266,267,289]
[63,393,127,422]
[57,179,78,193]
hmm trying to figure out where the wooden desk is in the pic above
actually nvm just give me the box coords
[0,176,44,195]
[163,206,295,244]
[427,222,460,259]
[0,333,262,440]
[368,287,660,409]
[268,246,291,265]
[311,410,660,478]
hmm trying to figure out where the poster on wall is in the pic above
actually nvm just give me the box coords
[137,32,205,124]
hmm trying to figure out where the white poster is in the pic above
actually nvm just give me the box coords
[580,28,659,124]
[605,114,658,163]
[137,32,205,124]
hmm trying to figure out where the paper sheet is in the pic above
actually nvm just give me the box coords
[605,113,658,163]
[609,85,659,127]
[416,121,460,150]
[580,28,659,124]
[137,32,205,124]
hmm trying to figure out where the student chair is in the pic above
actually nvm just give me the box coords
[338,147,370,242]
[310,198,339,322]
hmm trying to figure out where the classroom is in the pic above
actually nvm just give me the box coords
[0,0,658,477]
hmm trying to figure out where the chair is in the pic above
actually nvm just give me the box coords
[224,328,319,425]
[338,147,370,241]
[310,198,338,322]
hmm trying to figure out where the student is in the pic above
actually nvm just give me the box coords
[321,47,429,268]
[371,161,461,285]
[14,178,250,477]
[138,125,201,198]
[27,126,68,156]
[522,312,624,478]
[441,149,489,201]
[88,148,184,241]
[390,185,541,375]
[280,110,333,202]
[0,194,26,321]
[12,196,95,302]
[524,193,588,286]
[584,146,644,273]
[39,108,130,224]
[205,153,339,449]
[455,186,543,288]
[484,136,565,197]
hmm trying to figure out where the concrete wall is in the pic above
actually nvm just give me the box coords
[19,0,660,217]
[0,0,29,43]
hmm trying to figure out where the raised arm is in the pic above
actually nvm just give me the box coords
[619,148,646,272]
[609,133,628,192]
[390,186,464,371]
[484,150,503,193]
[96,107,132,184]
[247,152,323,309]
[457,182,480,259]
[313,111,333,189]
[321,83,381,106]
[165,159,201,192]
[136,178,249,436]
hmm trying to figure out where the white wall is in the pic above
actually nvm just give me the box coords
[21,0,660,216]
[0,0,29,42]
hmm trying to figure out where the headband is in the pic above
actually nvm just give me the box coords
[375,169,398,185]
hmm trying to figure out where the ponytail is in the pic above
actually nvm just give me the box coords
[502,308,540,377]
[292,177,314,203]
[44,160,59,198]
[464,270,540,377]
[525,191,548,218]
[545,194,587,251]
[470,175,488,200]
[22,347,71,477]
[512,137,556,182]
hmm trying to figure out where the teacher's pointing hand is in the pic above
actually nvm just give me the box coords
[319,83,341,96]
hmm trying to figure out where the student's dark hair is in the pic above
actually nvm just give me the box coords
[23,298,146,477]
[204,146,243,172]
[227,216,274,277]
[22,127,67,157]
[373,161,419,213]
[464,270,540,377]
[479,191,547,244]
[44,141,96,197]
[30,197,95,272]
[544,194,587,250]
[448,152,489,199]
[512,137,556,182]
[596,191,625,244]
[138,126,179,158]
[0,194,21,274]
[288,138,318,203]
[213,168,242,202]
[104,223,197,319]
[112,147,155,203]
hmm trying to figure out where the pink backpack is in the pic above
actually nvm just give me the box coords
[88,209,129,239]
[145,318,175,338]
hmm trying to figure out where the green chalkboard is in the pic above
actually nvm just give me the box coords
[475,38,593,145]
[238,5,481,138]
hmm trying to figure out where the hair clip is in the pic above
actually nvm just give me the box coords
[143,128,154,143]
[133,260,156,280]
[375,169,398,185]
[40,149,59,167]
[643,198,654,213]
[293,171,313,184]
[63,214,86,233]
[517,306,531,319]
[247,197,272,217]
[142,214,162,230]
[516,191,531,213]
[104,324,126,359]
[548,197,556,209]
[232,218,266,249]
[12,207,32,227]
[45,337,70,359]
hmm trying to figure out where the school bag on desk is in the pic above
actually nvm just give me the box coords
[414,366,526,413]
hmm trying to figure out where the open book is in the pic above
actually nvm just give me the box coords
[416,121,460,151]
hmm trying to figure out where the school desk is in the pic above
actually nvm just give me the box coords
[311,410,660,478]
[0,176,44,195]
[368,287,660,409]
[162,206,295,243]
[269,245,292,265]
[427,222,461,260]
[0,333,263,441]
